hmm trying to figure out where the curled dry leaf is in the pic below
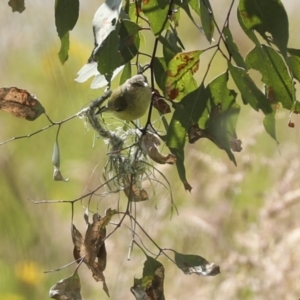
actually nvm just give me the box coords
[0,87,45,120]
[123,175,149,202]
[174,251,220,276]
[131,256,165,300]
[71,210,116,297]
[8,0,25,13]
[49,270,82,300]
[53,167,69,182]
[140,132,176,165]
[152,90,171,114]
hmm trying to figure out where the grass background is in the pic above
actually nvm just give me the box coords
[0,0,300,299]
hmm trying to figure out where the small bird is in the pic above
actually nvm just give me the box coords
[98,75,152,121]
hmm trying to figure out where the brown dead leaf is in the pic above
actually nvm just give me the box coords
[139,132,176,164]
[71,210,116,297]
[123,177,149,202]
[131,256,165,300]
[152,90,171,114]
[0,87,45,120]
[8,0,25,13]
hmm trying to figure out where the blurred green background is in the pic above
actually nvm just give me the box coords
[1,1,300,299]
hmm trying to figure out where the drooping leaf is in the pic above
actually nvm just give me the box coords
[200,0,214,42]
[131,256,165,300]
[187,0,200,16]
[228,63,272,114]
[8,0,25,13]
[223,25,247,69]
[246,45,295,110]
[263,111,277,142]
[165,50,202,101]
[142,0,169,35]
[238,0,289,56]
[58,33,70,64]
[174,251,220,276]
[174,0,203,31]
[204,72,241,164]
[55,0,79,64]
[237,7,260,46]
[0,87,45,121]
[167,84,209,190]
[229,63,278,139]
[49,270,82,300]
[71,210,116,297]
[139,132,176,164]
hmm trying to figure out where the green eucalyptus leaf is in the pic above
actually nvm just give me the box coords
[237,8,260,46]
[238,0,289,55]
[200,0,214,42]
[223,25,247,69]
[95,29,122,81]
[55,0,79,64]
[188,0,200,16]
[167,84,209,190]
[246,45,294,110]
[119,19,141,62]
[263,111,277,142]
[205,72,240,165]
[142,0,169,35]
[161,29,183,64]
[229,62,278,140]
[55,0,79,38]
[175,0,201,29]
[229,63,272,114]
[95,20,141,81]
[58,33,70,64]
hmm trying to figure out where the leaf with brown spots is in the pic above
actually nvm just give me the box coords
[8,0,25,13]
[165,50,202,101]
[0,87,45,121]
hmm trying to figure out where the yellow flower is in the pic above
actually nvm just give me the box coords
[15,261,43,286]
